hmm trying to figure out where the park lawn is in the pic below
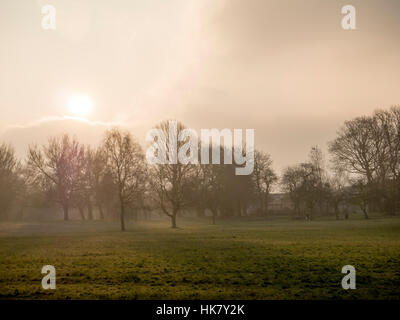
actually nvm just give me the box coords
[0,216,399,299]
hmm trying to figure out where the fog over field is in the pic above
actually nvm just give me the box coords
[1,0,400,303]
[1,0,400,171]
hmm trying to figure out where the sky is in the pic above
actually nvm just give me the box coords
[1,0,400,173]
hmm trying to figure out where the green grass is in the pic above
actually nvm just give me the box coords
[0,215,400,299]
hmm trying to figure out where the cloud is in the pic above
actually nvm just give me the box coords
[1,117,125,159]
[1,0,400,171]
[159,0,400,172]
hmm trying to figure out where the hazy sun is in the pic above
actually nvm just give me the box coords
[68,94,93,117]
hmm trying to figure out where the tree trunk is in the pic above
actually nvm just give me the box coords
[16,206,24,221]
[120,200,125,231]
[171,213,177,228]
[78,206,85,220]
[361,201,369,219]
[334,205,339,220]
[242,204,248,216]
[87,202,93,220]
[196,207,205,217]
[63,204,69,221]
[98,205,105,220]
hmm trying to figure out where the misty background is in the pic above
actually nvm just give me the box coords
[1,0,400,172]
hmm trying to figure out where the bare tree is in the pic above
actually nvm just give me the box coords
[349,177,370,219]
[0,144,21,220]
[329,117,378,215]
[308,146,330,214]
[329,117,377,183]
[191,159,225,224]
[204,164,223,224]
[281,153,327,220]
[102,128,147,231]
[330,107,400,216]
[27,135,85,220]
[281,165,303,217]
[327,167,350,220]
[148,120,196,228]
[372,107,400,215]
[76,146,108,220]
[252,150,277,215]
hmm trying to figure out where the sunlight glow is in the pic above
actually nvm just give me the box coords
[68,95,93,117]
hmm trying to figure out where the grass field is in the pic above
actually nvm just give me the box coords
[1,215,400,299]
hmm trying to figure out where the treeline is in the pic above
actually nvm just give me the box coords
[0,107,399,229]
[0,121,277,230]
[281,106,400,220]
[329,106,400,217]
